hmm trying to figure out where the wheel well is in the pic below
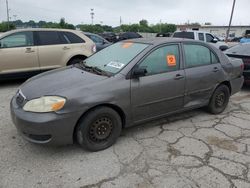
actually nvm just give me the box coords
[219,81,232,94]
[67,55,87,65]
[73,104,126,142]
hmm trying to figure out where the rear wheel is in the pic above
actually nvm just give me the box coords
[207,85,230,114]
[76,107,122,151]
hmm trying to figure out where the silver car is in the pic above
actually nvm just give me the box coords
[11,38,244,151]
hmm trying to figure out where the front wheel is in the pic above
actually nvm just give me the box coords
[207,85,230,114]
[67,57,86,66]
[76,107,122,151]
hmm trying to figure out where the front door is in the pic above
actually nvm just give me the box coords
[0,31,39,75]
[131,44,185,123]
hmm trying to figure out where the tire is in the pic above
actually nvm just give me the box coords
[76,107,122,151]
[67,57,85,66]
[207,85,230,114]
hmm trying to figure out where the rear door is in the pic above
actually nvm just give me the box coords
[131,44,185,123]
[183,43,223,108]
[36,31,68,70]
[0,31,39,75]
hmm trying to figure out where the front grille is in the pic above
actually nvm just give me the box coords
[16,90,26,107]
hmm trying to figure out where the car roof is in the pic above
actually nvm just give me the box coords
[174,30,210,34]
[0,28,83,38]
[125,37,203,45]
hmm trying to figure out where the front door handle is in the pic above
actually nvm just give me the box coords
[213,67,219,72]
[25,48,35,53]
[63,46,70,50]
[174,74,184,80]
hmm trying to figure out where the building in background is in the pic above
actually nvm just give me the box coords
[176,25,250,38]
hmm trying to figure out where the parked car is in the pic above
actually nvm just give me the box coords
[99,32,117,43]
[172,30,229,51]
[0,28,96,80]
[156,33,172,37]
[83,32,111,51]
[117,32,142,41]
[11,38,243,151]
[240,34,250,43]
[225,43,250,85]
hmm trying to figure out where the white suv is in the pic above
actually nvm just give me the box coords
[173,30,229,51]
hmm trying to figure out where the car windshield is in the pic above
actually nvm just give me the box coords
[225,43,250,56]
[84,42,149,74]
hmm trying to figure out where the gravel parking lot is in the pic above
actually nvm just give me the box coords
[1,81,250,188]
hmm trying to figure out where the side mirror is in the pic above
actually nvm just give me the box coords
[132,67,147,78]
[219,45,229,51]
[212,38,218,43]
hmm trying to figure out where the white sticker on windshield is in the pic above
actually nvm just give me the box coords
[107,61,125,69]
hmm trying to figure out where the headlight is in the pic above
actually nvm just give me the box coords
[23,96,66,113]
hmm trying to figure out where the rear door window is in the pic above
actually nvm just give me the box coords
[37,31,61,45]
[173,32,195,39]
[184,44,215,68]
[0,31,34,48]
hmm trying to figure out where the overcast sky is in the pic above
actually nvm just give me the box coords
[0,0,249,26]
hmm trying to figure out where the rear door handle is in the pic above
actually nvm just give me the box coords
[213,67,219,72]
[25,47,35,53]
[174,74,184,80]
[63,46,70,50]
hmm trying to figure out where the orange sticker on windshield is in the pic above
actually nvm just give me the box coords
[166,55,176,66]
[122,42,133,48]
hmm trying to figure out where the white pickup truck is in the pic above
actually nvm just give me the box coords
[173,30,229,51]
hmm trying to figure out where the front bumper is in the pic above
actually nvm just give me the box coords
[10,96,82,146]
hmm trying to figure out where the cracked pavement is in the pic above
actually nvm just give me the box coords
[1,81,250,188]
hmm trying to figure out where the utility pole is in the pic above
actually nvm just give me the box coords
[159,19,162,33]
[226,0,236,42]
[6,0,10,30]
[90,8,94,25]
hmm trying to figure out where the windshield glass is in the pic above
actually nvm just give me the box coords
[84,42,149,74]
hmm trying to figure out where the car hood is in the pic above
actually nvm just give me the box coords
[20,66,108,99]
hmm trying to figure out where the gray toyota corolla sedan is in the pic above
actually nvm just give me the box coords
[11,38,244,151]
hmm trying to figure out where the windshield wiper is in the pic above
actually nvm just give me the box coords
[91,66,110,76]
[77,61,110,76]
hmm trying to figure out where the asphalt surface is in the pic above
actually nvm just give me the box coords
[1,80,250,188]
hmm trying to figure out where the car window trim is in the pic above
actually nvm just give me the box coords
[128,43,183,79]
[181,42,220,69]
[0,31,35,49]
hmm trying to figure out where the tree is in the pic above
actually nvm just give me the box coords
[139,19,148,27]
[59,18,66,28]
[0,22,16,32]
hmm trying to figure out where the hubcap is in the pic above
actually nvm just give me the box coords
[89,117,113,142]
[215,92,225,107]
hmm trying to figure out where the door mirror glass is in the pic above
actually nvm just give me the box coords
[132,67,147,78]
[219,45,228,51]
